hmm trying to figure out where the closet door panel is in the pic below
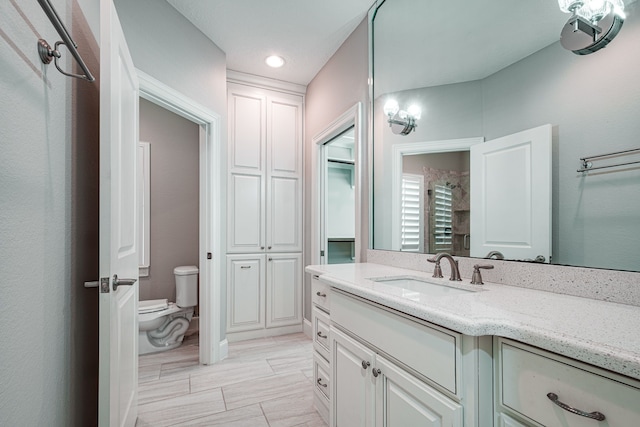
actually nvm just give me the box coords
[268,97,302,177]
[228,87,266,172]
[228,173,265,253]
[226,255,265,332]
[266,253,302,328]
[267,176,302,252]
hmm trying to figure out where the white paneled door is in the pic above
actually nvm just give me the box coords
[99,1,139,426]
[470,124,552,262]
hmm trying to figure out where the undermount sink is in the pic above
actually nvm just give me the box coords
[370,276,476,299]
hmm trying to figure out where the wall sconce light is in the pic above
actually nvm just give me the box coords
[383,100,422,135]
[558,0,626,55]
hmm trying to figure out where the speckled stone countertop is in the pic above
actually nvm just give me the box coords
[306,262,640,381]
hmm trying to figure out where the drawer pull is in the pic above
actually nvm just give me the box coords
[317,378,328,388]
[316,331,328,339]
[361,360,370,370]
[316,291,327,297]
[546,393,606,421]
[240,265,251,269]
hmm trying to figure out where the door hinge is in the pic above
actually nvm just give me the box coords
[320,250,325,257]
[207,252,212,260]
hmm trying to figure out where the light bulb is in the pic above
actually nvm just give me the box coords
[398,110,408,120]
[383,100,399,117]
[407,104,422,120]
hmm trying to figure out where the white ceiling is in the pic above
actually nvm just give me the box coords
[166,0,377,86]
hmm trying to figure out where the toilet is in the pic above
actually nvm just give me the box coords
[138,265,198,355]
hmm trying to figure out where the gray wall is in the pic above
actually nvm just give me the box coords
[0,0,100,425]
[114,0,228,337]
[481,5,640,270]
[139,99,199,304]
[304,19,370,321]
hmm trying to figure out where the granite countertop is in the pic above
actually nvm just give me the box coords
[306,262,640,381]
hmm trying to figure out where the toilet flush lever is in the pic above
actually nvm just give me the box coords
[112,274,137,291]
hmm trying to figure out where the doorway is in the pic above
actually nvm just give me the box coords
[320,128,356,264]
[138,70,224,365]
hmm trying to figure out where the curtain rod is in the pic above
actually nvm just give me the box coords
[37,0,95,82]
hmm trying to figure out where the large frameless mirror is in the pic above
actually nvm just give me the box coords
[371,0,640,272]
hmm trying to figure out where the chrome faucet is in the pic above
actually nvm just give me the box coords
[427,253,462,281]
[484,250,504,260]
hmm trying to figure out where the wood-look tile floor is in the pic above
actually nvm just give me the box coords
[136,332,327,427]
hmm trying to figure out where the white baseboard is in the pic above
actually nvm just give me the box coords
[219,338,228,361]
[303,318,312,339]
[226,324,303,343]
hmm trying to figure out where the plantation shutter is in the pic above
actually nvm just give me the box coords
[401,174,424,252]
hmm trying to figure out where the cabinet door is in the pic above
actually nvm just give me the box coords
[267,175,302,252]
[375,354,463,427]
[267,95,302,177]
[226,255,265,333]
[265,253,302,328]
[228,173,265,253]
[331,327,375,427]
[228,85,266,173]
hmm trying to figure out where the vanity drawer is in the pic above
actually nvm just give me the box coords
[314,352,331,400]
[497,339,640,426]
[313,353,330,423]
[313,306,330,360]
[331,290,459,395]
[311,275,330,311]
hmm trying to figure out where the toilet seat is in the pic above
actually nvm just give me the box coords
[139,299,169,314]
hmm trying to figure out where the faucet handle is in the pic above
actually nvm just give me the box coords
[470,264,494,285]
[432,261,443,278]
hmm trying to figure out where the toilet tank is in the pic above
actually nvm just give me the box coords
[174,265,198,308]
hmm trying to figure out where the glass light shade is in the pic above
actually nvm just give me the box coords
[577,0,612,23]
[383,99,399,117]
[407,104,422,120]
[558,0,585,13]
[609,0,626,18]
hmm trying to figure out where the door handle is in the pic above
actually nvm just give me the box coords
[112,274,137,291]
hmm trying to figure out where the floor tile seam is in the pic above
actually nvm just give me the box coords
[190,367,280,394]
[137,389,192,407]
[226,385,309,412]
[259,401,273,427]
[137,385,223,410]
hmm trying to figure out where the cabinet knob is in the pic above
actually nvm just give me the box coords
[361,360,370,370]
[268,246,272,250]
[268,257,273,261]
[372,368,381,378]
[261,246,265,250]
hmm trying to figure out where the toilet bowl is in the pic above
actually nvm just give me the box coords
[138,265,198,355]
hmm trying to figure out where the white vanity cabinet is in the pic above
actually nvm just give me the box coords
[226,79,304,340]
[226,253,302,334]
[330,289,489,427]
[312,274,332,423]
[495,338,640,427]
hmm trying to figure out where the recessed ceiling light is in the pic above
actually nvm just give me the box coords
[265,55,285,68]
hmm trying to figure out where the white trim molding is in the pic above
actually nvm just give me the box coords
[137,69,224,365]
[311,103,364,266]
